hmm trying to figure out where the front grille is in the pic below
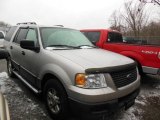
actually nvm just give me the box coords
[110,67,137,88]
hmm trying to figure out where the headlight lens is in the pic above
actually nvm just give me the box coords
[75,73,107,88]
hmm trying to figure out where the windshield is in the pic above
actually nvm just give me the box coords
[40,27,94,49]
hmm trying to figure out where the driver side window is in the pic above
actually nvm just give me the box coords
[26,29,38,45]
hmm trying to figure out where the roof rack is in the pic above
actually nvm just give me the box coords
[54,25,64,27]
[17,22,37,25]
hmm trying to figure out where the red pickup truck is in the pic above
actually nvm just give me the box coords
[81,29,160,75]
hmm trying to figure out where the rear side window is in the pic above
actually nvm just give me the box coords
[108,32,123,43]
[13,28,28,44]
[5,26,17,41]
[83,31,100,43]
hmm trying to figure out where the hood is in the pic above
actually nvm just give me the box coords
[49,48,134,69]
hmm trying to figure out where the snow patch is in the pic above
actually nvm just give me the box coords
[148,91,160,97]
[0,72,23,93]
[135,99,146,106]
[155,85,160,89]
[113,107,142,120]
[15,87,22,92]
[0,72,8,79]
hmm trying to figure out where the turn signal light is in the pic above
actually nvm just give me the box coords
[75,74,86,87]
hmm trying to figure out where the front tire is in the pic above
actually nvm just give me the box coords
[43,79,69,120]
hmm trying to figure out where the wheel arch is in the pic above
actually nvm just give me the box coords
[40,73,69,97]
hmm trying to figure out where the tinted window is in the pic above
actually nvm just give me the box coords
[108,32,123,43]
[5,26,17,41]
[0,32,4,39]
[123,37,145,44]
[26,29,38,44]
[83,31,100,43]
[147,38,160,46]
[14,28,28,44]
[123,36,160,46]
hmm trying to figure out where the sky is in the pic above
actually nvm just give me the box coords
[0,0,159,29]
[0,0,126,29]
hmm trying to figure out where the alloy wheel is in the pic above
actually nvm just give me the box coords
[47,88,61,114]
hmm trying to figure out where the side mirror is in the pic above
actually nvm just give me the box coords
[20,40,40,52]
[91,41,97,45]
[0,32,4,39]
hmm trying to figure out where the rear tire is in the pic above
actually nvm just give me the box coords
[43,79,69,120]
[7,58,15,77]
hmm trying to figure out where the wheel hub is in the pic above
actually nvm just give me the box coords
[47,88,60,114]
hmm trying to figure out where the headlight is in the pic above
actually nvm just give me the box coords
[75,73,107,89]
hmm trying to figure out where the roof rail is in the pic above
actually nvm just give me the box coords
[54,25,64,27]
[17,22,37,25]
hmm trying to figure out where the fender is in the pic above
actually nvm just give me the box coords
[120,51,144,65]
[38,63,73,91]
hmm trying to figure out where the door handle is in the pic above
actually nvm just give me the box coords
[10,46,13,49]
[21,51,25,55]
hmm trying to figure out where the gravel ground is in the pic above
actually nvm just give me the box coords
[0,59,160,120]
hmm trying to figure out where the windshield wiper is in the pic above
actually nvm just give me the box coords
[47,45,79,49]
[77,45,97,48]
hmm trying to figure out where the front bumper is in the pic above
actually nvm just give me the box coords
[69,88,140,118]
[142,66,160,75]
[68,74,140,103]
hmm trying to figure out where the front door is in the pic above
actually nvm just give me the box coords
[19,27,41,87]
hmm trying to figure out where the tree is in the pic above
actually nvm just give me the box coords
[109,1,149,36]
[109,11,127,34]
[0,21,6,27]
[139,0,160,6]
[122,1,149,36]
[110,11,122,31]
[0,21,11,33]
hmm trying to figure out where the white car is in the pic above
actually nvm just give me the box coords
[0,31,5,48]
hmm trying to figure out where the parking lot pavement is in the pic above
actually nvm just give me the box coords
[0,59,160,120]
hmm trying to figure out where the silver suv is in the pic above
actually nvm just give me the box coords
[4,22,140,120]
